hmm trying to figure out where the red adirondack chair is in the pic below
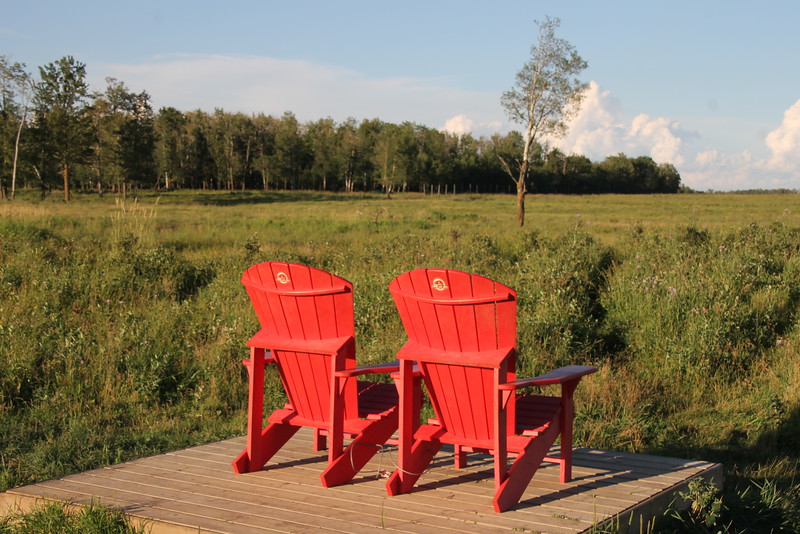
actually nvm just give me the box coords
[232,262,400,487]
[385,268,597,512]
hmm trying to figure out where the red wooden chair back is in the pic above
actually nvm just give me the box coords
[242,261,358,424]
[389,268,517,443]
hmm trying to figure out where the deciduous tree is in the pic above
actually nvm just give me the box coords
[501,16,588,226]
[33,56,93,201]
[0,57,33,199]
[154,107,188,189]
[307,117,339,190]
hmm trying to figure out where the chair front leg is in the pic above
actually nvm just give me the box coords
[233,347,266,473]
[493,366,509,493]
[559,379,580,483]
[386,359,433,495]
[329,362,346,463]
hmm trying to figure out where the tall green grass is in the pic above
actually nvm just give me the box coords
[0,501,145,533]
[1,189,800,532]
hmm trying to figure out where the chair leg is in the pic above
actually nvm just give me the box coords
[493,424,559,512]
[233,423,300,473]
[320,408,399,487]
[313,428,327,451]
[559,379,578,483]
[560,426,573,483]
[386,438,442,496]
[454,445,466,468]
[233,347,269,473]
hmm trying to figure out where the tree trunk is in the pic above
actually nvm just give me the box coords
[515,156,529,227]
[11,106,27,200]
[261,168,270,191]
[62,164,70,202]
[516,184,526,227]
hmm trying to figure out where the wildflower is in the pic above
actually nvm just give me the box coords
[668,287,677,296]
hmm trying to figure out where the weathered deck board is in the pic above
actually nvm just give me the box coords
[0,428,722,534]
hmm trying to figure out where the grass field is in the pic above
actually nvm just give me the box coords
[1,189,800,532]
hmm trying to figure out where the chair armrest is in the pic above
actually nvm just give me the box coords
[335,359,401,378]
[498,365,598,390]
[390,362,421,380]
[241,350,276,366]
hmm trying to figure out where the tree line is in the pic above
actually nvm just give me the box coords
[1,55,681,200]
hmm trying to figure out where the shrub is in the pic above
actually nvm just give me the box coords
[602,223,799,385]
[513,230,616,375]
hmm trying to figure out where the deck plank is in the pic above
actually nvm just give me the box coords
[1,428,721,534]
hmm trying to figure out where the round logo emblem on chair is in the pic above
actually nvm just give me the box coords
[431,278,448,291]
[276,272,290,284]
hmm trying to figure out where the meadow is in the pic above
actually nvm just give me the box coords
[1,190,800,532]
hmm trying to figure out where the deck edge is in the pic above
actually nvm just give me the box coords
[589,462,724,534]
[0,489,209,534]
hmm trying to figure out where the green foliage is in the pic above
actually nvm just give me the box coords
[657,477,800,533]
[0,205,246,491]
[3,53,683,196]
[603,222,799,385]
[514,230,617,374]
[2,191,800,533]
[0,502,145,534]
[32,56,93,199]
[668,478,726,532]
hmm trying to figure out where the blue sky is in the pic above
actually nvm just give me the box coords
[3,1,800,191]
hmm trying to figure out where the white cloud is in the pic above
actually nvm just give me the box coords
[627,114,685,166]
[441,115,474,135]
[91,53,504,129]
[555,82,627,158]
[555,81,800,191]
[555,82,686,165]
[765,99,800,170]
[440,114,503,137]
[682,101,800,191]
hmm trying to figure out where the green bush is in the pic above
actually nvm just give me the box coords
[513,230,616,375]
[602,223,798,385]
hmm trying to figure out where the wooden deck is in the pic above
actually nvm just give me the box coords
[0,428,721,534]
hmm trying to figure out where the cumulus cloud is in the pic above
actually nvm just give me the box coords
[555,81,627,158]
[554,81,800,191]
[555,81,687,165]
[440,114,503,137]
[765,99,800,170]
[682,100,800,191]
[441,115,474,136]
[627,114,686,165]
